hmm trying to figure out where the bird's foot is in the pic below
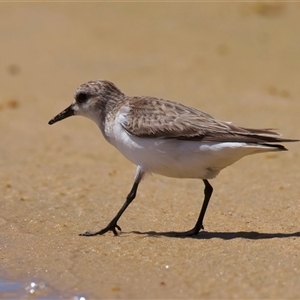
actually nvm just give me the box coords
[79,222,122,237]
[170,224,204,237]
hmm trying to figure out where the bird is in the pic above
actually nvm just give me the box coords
[48,80,298,237]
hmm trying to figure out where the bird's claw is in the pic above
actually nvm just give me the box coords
[169,225,204,237]
[79,222,122,237]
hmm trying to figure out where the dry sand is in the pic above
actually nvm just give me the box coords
[0,2,300,299]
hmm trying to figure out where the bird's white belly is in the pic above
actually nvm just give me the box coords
[106,123,268,179]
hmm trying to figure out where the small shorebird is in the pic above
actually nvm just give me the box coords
[49,80,298,237]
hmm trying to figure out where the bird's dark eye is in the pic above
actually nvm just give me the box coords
[76,92,89,103]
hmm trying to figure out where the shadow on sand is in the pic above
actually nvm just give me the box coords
[130,230,300,240]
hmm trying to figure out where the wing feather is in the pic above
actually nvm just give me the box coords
[120,97,297,144]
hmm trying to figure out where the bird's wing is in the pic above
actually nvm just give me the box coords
[120,96,295,144]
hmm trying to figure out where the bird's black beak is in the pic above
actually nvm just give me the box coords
[48,105,75,125]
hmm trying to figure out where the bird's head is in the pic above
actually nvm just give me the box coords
[48,80,125,126]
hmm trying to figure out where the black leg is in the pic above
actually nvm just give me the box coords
[80,167,144,237]
[173,179,213,237]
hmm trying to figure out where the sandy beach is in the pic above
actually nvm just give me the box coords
[1,2,300,299]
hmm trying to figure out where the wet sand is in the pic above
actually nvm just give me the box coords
[1,2,300,299]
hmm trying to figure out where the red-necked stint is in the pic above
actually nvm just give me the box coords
[48,80,298,237]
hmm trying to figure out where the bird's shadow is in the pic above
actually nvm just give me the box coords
[129,230,300,240]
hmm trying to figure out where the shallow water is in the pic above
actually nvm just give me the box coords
[0,278,86,300]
